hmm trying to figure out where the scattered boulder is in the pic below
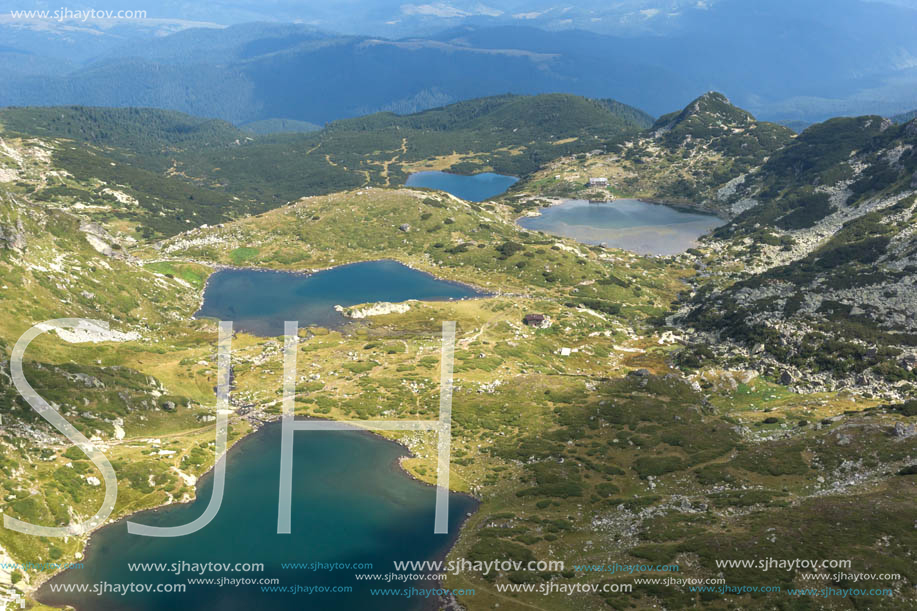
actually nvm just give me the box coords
[80,221,116,256]
[72,373,104,389]
[779,370,794,385]
[738,369,759,384]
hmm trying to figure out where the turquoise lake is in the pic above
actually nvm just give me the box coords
[38,422,476,610]
[405,171,518,201]
[195,260,484,336]
[517,199,726,255]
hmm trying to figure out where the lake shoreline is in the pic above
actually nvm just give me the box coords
[514,197,727,256]
[405,171,519,203]
[29,419,260,609]
[190,258,498,335]
[638,196,726,218]
[33,415,480,611]
[514,196,726,223]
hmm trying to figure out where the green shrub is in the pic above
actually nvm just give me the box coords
[633,455,685,478]
[595,482,621,497]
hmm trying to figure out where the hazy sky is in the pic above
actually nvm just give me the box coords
[0,0,915,37]
[0,0,726,32]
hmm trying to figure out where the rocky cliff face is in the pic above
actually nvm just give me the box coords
[0,191,27,252]
[0,217,26,251]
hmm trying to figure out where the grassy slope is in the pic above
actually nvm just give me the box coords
[0,131,254,238]
[0,182,255,592]
[156,187,675,306]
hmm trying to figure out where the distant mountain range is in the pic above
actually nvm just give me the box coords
[0,0,916,125]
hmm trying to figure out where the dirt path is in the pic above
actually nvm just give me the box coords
[379,137,409,186]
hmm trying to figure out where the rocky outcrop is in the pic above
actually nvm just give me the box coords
[163,233,228,253]
[36,320,141,343]
[0,218,26,251]
[79,221,117,256]
[335,301,412,319]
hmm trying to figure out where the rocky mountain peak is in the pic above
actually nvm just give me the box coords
[652,91,755,134]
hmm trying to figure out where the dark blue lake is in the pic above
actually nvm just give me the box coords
[195,260,484,336]
[405,171,518,202]
[517,199,726,255]
[39,422,475,611]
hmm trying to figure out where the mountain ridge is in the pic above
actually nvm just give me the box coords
[676,116,917,395]
[522,91,795,210]
[4,1,917,124]
[0,93,652,236]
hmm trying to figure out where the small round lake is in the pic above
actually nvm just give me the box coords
[405,171,518,202]
[38,422,476,611]
[195,260,485,336]
[517,199,726,255]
